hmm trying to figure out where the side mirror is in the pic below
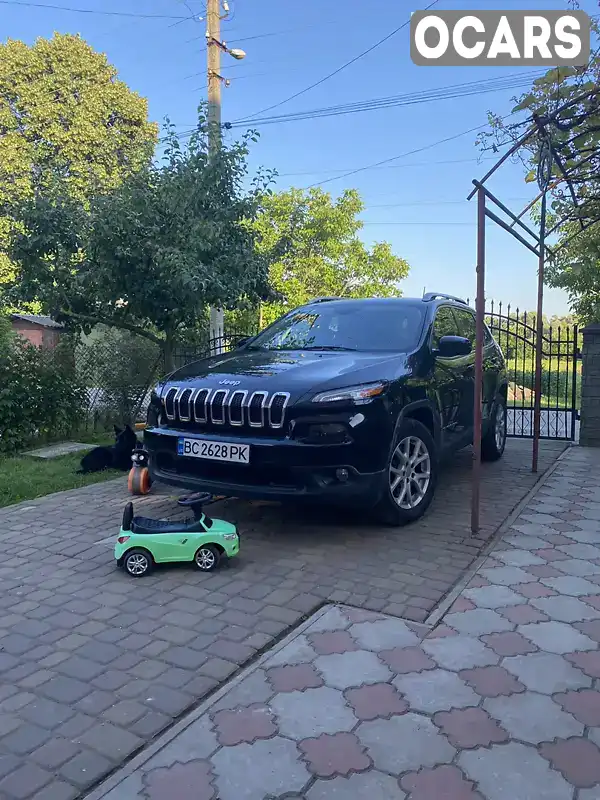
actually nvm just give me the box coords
[236,336,251,348]
[437,335,472,358]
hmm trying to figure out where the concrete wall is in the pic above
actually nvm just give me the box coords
[580,323,600,446]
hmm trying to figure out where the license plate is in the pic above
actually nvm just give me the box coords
[177,438,250,464]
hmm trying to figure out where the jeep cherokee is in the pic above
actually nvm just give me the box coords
[144,293,508,525]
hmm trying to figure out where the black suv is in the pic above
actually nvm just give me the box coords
[145,294,508,525]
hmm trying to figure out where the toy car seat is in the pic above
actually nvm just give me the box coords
[121,494,214,536]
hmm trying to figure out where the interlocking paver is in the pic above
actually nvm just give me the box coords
[518,620,597,652]
[270,686,356,739]
[306,770,405,799]
[0,440,572,796]
[378,645,436,674]
[502,651,592,693]
[554,689,600,726]
[530,595,599,622]
[266,663,323,693]
[462,585,525,608]
[485,691,583,743]
[459,665,524,697]
[566,650,600,678]
[433,707,508,749]
[211,703,277,746]
[142,761,216,800]
[299,732,371,777]
[422,635,498,670]
[394,668,479,713]
[357,713,455,773]
[212,737,311,800]
[540,737,600,789]
[400,764,483,800]
[459,741,573,800]
[349,618,419,651]
[345,682,407,720]
[314,650,392,690]
[444,608,513,636]
[480,631,537,657]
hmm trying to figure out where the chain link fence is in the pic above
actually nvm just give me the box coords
[74,328,254,430]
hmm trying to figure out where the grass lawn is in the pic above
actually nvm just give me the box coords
[0,444,122,509]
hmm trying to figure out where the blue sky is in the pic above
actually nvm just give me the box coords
[3,0,597,315]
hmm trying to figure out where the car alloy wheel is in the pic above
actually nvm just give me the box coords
[494,402,506,451]
[125,552,150,576]
[195,547,217,570]
[389,435,431,510]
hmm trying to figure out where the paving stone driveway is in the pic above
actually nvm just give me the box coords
[88,445,600,800]
[0,440,563,799]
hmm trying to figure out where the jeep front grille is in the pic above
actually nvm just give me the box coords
[162,387,290,430]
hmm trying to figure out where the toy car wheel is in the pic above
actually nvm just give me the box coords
[128,467,152,495]
[123,548,153,577]
[194,545,221,571]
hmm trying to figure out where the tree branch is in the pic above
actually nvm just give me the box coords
[59,309,164,346]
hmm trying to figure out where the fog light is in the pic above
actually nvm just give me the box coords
[336,468,349,482]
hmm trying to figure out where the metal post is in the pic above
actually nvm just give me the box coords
[471,187,486,534]
[207,0,225,352]
[571,323,579,442]
[532,191,547,472]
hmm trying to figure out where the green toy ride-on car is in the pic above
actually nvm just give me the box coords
[115,492,239,577]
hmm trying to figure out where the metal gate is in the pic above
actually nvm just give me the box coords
[485,302,580,441]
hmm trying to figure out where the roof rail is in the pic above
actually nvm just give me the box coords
[305,296,340,305]
[422,292,467,305]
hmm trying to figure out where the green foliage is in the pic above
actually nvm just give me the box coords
[252,188,410,325]
[6,114,278,370]
[76,326,161,425]
[0,33,158,292]
[0,332,86,454]
[481,39,600,323]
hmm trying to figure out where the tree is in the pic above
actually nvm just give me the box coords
[6,117,278,372]
[0,32,158,288]
[480,36,600,322]
[252,188,410,326]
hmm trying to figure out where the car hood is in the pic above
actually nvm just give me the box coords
[161,349,411,399]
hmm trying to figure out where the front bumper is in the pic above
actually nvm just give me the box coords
[145,427,385,505]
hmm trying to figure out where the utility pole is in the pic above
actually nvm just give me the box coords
[207,0,224,352]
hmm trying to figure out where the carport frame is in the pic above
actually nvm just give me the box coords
[467,88,600,533]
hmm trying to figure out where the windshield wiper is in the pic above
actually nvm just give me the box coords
[302,345,357,351]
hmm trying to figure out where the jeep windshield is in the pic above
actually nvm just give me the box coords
[247,302,425,353]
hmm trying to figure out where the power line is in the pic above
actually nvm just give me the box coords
[228,73,541,129]
[305,111,517,190]
[365,197,529,208]
[0,0,193,17]
[170,73,536,143]
[184,18,344,45]
[277,156,498,178]
[237,0,441,123]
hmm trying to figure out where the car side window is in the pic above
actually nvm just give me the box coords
[432,307,459,349]
[453,309,477,343]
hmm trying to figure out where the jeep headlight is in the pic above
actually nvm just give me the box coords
[312,382,386,404]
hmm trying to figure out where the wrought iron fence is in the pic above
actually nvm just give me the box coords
[172,331,254,370]
[484,301,580,441]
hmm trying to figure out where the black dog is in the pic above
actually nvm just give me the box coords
[78,425,137,474]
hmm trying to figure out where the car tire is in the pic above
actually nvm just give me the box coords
[194,544,221,571]
[123,548,154,577]
[374,418,438,526]
[481,395,507,462]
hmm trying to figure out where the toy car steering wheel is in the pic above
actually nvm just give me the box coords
[177,492,213,508]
